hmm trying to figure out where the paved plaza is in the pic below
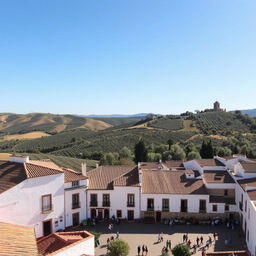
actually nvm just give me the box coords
[85,222,247,256]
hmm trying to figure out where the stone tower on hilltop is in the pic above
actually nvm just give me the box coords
[213,101,221,111]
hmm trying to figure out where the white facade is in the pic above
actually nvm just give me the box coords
[0,173,65,238]
[87,186,140,219]
[64,180,87,227]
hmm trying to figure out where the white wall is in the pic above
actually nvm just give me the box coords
[141,194,210,213]
[55,236,95,256]
[0,174,65,238]
[87,186,140,219]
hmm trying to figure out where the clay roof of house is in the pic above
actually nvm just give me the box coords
[37,231,93,256]
[113,167,140,187]
[62,168,87,183]
[203,170,235,184]
[247,190,256,201]
[141,170,208,194]
[240,162,256,173]
[0,222,38,256]
[195,158,224,167]
[206,251,249,256]
[237,178,256,190]
[87,165,138,190]
[209,195,236,205]
[0,159,64,194]
[139,161,183,170]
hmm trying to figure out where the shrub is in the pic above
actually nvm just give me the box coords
[107,239,130,256]
[172,244,191,256]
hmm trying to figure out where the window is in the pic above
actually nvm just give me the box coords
[42,194,52,213]
[72,194,80,209]
[162,199,169,211]
[212,205,218,212]
[90,194,97,207]
[199,200,206,213]
[72,181,79,187]
[116,210,122,218]
[102,194,110,207]
[180,199,188,212]
[225,204,229,212]
[147,199,154,211]
[127,194,135,207]
[224,189,228,196]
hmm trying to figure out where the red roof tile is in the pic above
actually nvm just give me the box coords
[204,170,235,184]
[62,168,87,183]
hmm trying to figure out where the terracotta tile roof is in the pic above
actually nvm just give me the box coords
[139,161,183,170]
[195,158,224,167]
[113,167,140,187]
[203,170,235,184]
[237,178,256,190]
[62,168,87,183]
[87,165,137,190]
[37,231,93,256]
[0,222,38,256]
[0,159,64,194]
[247,190,256,201]
[0,161,27,194]
[240,162,256,173]
[141,170,208,195]
[206,251,249,256]
[209,195,236,204]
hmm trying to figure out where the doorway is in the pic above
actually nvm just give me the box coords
[43,219,52,237]
[156,211,161,222]
[98,209,103,220]
[127,210,134,221]
[72,212,80,227]
[91,209,96,219]
[104,209,110,219]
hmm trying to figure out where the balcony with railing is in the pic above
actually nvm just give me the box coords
[42,204,53,214]
[147,206,154,211]
[102,201,110,207]
[72,201,81,209]
[162,207,169,212]
[90,201,98,207]
[127,201,135,207]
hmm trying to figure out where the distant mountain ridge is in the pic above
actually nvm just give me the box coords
[240,109,256,117]
[80,113,159,118]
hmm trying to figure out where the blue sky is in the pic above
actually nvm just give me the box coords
[0,0,255,115]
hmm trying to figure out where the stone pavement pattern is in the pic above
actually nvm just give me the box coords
[86,222,246,256]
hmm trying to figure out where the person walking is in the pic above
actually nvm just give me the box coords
[166,240,169,249]
[200,236,204,245]
[158,233,161,243]
[142,244,145,256]
[186,233,188,243]
[137,245,141,256]
[168,239,172,249]
[213,232,217,241]
[145,245,148,255]
[196,237,200,247]
[183,234,186,243]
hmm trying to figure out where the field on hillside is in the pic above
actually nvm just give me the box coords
[148,118,183,130]
[0,152,97,171]
[0,131,50,141]
[0,113,111,134]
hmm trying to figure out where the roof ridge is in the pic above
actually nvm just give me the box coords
[26,162,63,173]
[112,166,137,183]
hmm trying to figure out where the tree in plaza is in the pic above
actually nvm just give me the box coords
[134,139,147,163]
[107,239,130,256]
[172,244,191,256]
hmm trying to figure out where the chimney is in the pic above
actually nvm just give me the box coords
[96,163,99,168]
[9,154,29,163]
[81,162,87,177]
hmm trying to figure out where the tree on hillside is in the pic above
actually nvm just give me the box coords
[170,144,186,160]
[200,140,214,158]
[134,139,147,163]
[167,139,174,150]
[172,244,191,256]
[119,147,132,160]
[187,151,201,160]
[107,239,130,256]
[100,152,119,165]
[147,152,161,162]
[155,144,169,154]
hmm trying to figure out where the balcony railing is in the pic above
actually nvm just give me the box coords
[42,204,53,214]
[162,207,169,212]
[127,202,135,207]
[102,201,110,207]
[181,207,187,213]
[147,206,154,211]
[199,209,206,213]
[72,201,81,209]
[239,202,243,211]
[90,201,98,207]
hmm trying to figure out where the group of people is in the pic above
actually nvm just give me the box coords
[161,239,172,254]
[137,245,148,256]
